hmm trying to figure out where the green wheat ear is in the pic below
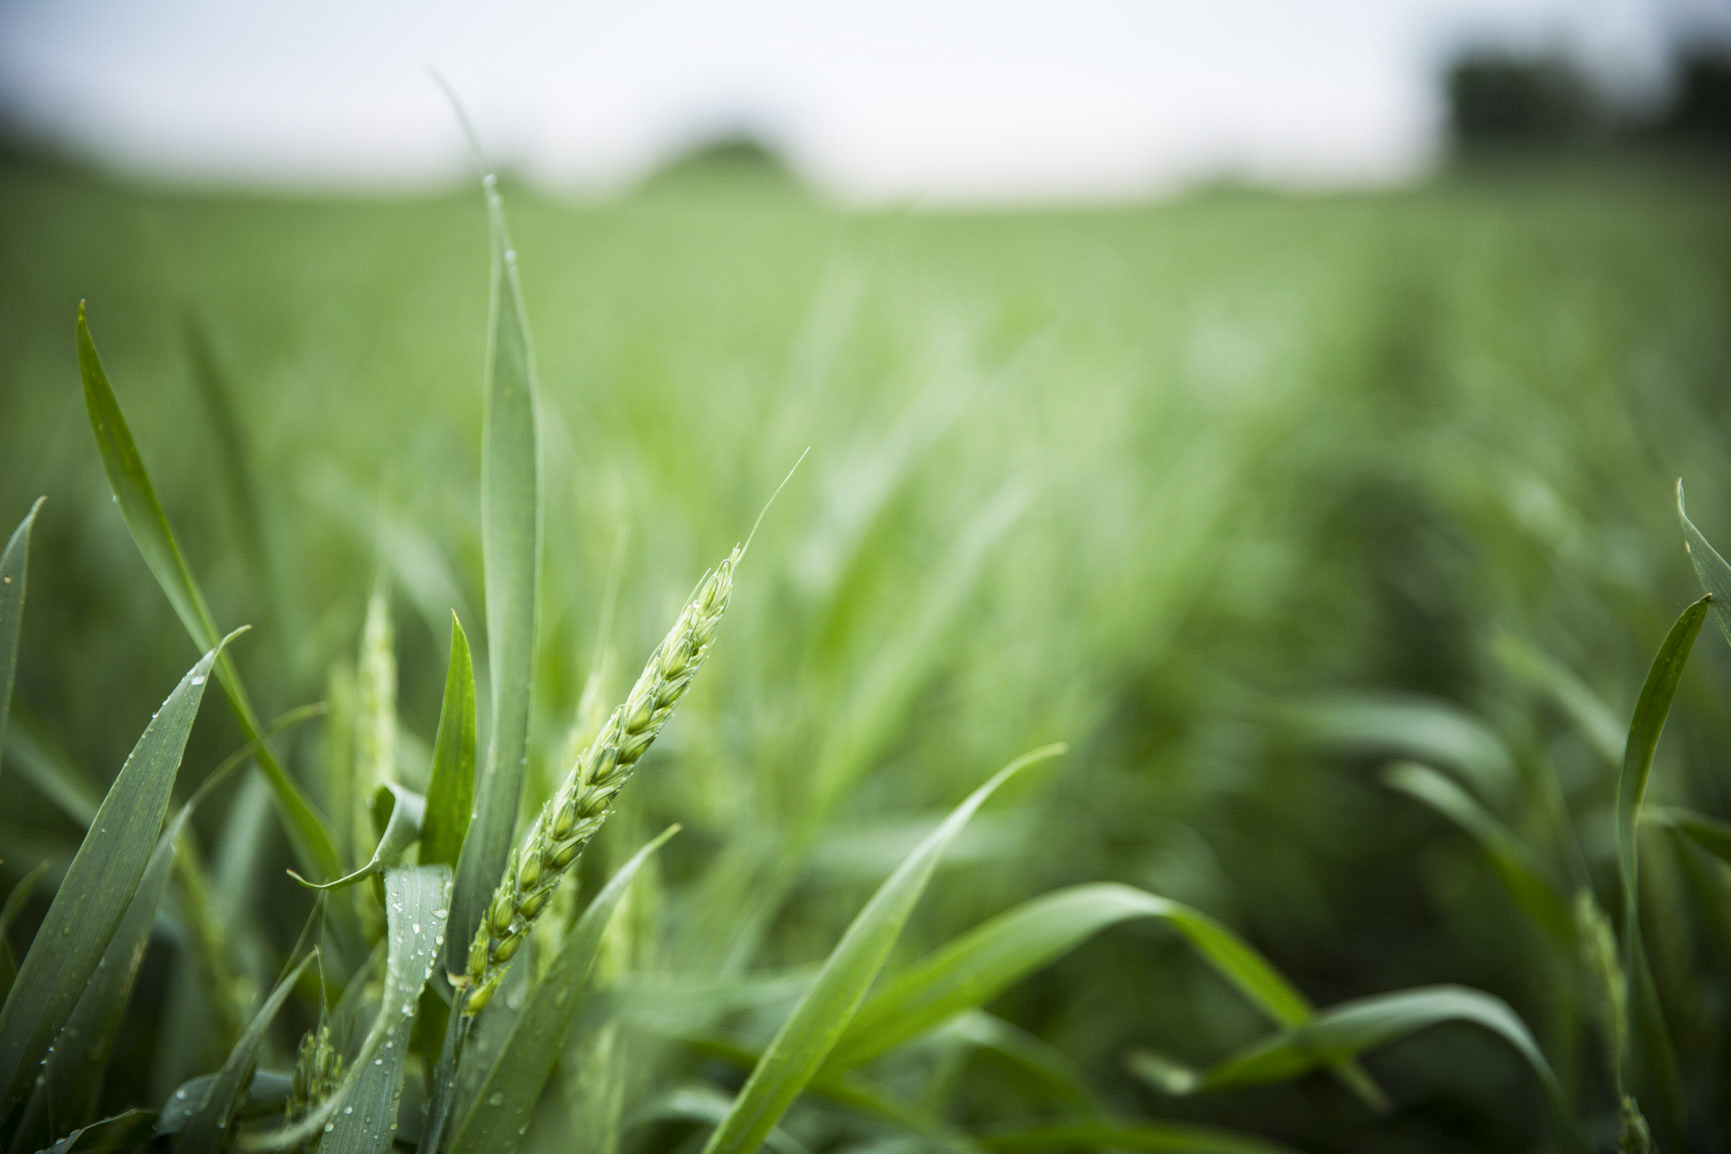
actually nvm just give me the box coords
[460,546,738,1010]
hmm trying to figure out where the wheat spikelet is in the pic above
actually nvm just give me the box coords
[459,546,739,1011]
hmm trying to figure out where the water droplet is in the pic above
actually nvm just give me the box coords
[487,1092,504,1107]
[344,1106,354,1115]
[324,1123,335,1133]
[374,1058,384,1066]
[190,674,206,686]
[413,922,421,934]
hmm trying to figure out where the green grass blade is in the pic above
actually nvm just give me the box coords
[948,1012,1101,1111]
[699,744,1065,1154]
[0,861,49,1004]
[1677,481,1731,646]
[16,807,192,1143]
[0,497,43,778]
[825,880,1382,1109]
[979,1119,1302,1154]
[77,306,343,883]
[831,883,1307,1068]
[1133,985,1582,1153]
[448,177,542,980]
[422,614,476,871]
[157,1071,293,1135]
[1383,762,1574,942]
[312,866,451,1154]
[1616,597,1708,940]
[450,825,679,1152]
[290,784,425,891]
[40,1108,157,1153]
[0,634,233,1116]
[180,950,317,1154]
[248,866,451,1152]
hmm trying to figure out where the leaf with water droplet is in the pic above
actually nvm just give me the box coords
[0,634,235,1116]
[246,865,450,1154]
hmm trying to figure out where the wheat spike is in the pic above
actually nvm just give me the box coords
[459,546,739,1011]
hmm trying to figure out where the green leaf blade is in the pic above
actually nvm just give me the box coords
[449,178,542,978]
[0,497,43,778]
[76,306,344,883]
[0,636,231,1115]
[422,613,476,871]
[700,744,1065,1154]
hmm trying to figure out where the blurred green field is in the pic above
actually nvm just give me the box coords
[3,150,1731,1152]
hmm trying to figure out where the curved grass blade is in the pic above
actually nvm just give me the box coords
[0,862,49,1004]
[826,881,1382,1109]
[421,614,475,871]
[1612,596,1704,1143]
[179,950,317,1154]
[0,634,234,1116]
[448,174,542,981]
[1677,481,1731,646]
[40,1108,157,1154]
[699,744,1065,1154]
[449,825,679,1152]
[312,866,451,1154]
[290,785,424,891]
[77,306,342,883]
[0,498,43,778]
[14,807,192,1145]
[1383,762,1573,942]
[1619,596,1710,924]
[1132,985,1583,1153]
[979,1119,1302,1154]
[245,866,450,1152]
[157,1072,293,1135]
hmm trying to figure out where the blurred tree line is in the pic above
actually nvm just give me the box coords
[1447,44,1731,152]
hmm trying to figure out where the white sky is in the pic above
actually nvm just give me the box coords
[0,0,1724,204]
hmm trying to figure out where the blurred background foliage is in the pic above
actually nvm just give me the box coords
[2,108,1731,1151]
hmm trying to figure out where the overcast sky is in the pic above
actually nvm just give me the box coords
[0,0,1725,204]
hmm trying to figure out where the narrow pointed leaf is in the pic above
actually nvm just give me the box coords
[0,498,43,776]
[1383,762,1573,942]
[979,1119,1302,1154]
[4,712,104,827]
[179,950,316,1154]
[290,785,425,891]
[827,880,1382,1108]
[1616,597,1708,934]
[699,744,1065,1154]
[40,1108,157,1153]
[1133,985,1583,1153]
[449,177,542,978]
[247,866,450,1152]
[157,1072,293,1135]
[312,866,451,1154]
[450,825,679,1152]
[77,306,342,882]
[15,807,192,1142]
[0,635,231,1115]
[1677,481,1731,646]
[422,614,475,870]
